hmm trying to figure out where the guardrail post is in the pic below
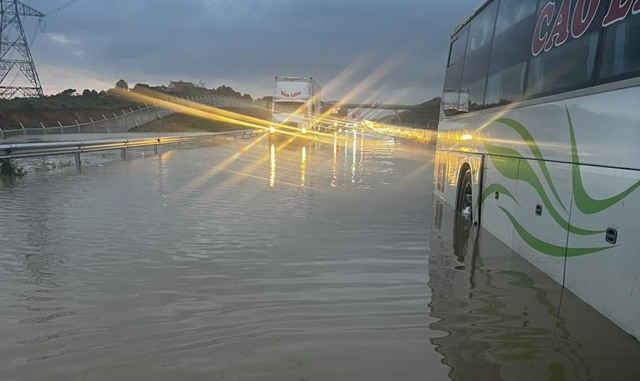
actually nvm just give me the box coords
[121,148,127,160]
[0,127,3,139]
[75,120,81,133]
[75,153,82,168]
[90,117,95,133]
[58,121,64,134]
[103,115,109,133]
[41,122,47,135]
[20,123,26,135]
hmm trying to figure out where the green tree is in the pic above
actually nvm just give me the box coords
[82,89,99,97]
[56,88,77,97]
[133,83,152,92]
[115,79,128,90]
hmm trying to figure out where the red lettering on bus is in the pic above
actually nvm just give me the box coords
[545,0,571,51]
[532,2,556,56]
[603,0,633,26]
[572,0,601,38]
[280,91,302,98]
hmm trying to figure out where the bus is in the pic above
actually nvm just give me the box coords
[434,0,640,340]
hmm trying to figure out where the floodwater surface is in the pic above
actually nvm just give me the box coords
[0,132,638,380]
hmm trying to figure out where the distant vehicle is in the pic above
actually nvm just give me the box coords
[434,0,640,340]
[270,76,321,137]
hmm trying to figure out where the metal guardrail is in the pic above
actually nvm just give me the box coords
[0,130,263,167]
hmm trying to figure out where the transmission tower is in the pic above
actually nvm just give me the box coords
[0,0,44,99]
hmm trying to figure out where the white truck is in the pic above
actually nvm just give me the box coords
[270,76,321,136]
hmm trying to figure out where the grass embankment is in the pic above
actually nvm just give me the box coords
[130,107,270,133]
[129,114,232,133]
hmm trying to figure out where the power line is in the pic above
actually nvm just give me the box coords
[45,0,80,16]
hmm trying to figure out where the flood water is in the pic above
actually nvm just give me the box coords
[1,132,638,380]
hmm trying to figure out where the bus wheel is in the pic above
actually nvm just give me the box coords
[457,169,473,223]
[453,168,475,263]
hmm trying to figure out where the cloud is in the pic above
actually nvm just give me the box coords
[25,0,482,103]
[46,33,79,45]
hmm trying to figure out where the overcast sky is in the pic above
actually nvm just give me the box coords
[19,0,482,104]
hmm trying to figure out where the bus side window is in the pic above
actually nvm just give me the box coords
[443,28,469,116]
[599,14,640,81]
[527,33,599,96]
[484,0,536,107]
[460,1,498,112]
[525,0,602,97]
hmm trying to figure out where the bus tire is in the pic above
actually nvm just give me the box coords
[456,168,473,223]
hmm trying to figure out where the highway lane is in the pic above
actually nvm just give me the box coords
[1,131,638,380]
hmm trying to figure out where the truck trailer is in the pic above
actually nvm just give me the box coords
[270,76,321,136]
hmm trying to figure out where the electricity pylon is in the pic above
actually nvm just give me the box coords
[0,0,44,99]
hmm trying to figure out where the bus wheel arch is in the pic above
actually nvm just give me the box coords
[456,164,473,223]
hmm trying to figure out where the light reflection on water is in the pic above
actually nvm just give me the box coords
[3,131,636,380]
[0,134,443,381]
[429,198,640,381]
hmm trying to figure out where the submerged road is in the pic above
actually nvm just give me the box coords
[0,131,638,380]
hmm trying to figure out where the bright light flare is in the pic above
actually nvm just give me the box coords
[112,87,271,131]
[112,87,348,146]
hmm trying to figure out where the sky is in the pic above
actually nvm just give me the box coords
[15,0,483,105]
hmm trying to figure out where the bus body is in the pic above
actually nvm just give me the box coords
[434,0,640,340]
[271,76,322,136]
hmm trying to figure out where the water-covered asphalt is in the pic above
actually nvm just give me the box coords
[0,131,638,380]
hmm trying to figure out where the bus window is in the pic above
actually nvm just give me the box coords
[485,62,528,107]
[527,32,599,96]
[525,0,603,97]
[599,13,640,81]
[461,1,498,111]
[467,2,497,52]
[485,0,536,107]
[494,0,536,36]
[443,27,469,116]
[448,35,465,67]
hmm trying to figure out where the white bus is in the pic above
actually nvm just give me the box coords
[434,0,640,340]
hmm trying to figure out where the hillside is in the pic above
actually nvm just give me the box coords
[0,83,257,131]
[0,91,140,129]
[130,107,270,133]
[398,97,441,129]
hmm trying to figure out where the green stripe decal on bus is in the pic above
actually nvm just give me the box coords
[482,184,518,205]
[495,117,567,212]
[566,108,640,215]
[477,109,640,257]
[498,207,614,257]
[484,143,601,236]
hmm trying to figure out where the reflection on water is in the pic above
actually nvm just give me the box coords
[268,142,308,188]
[332,132,338,187]
[268,130,372,190]
[0,135,440,381]
[429,198,640,380]
[270,143,276,187]
[300,145,306,186]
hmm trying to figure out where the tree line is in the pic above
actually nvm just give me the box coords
[0,80,254,113]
